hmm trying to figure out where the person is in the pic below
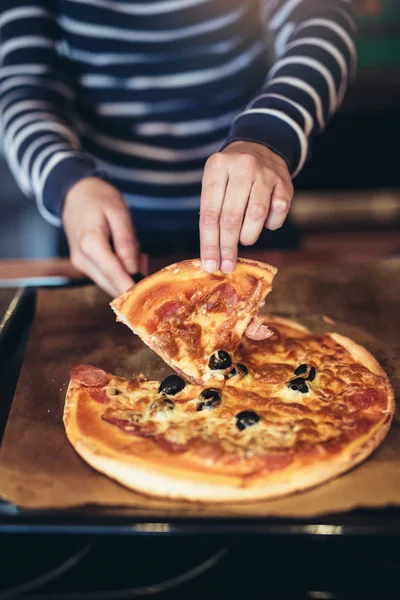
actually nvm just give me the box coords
[0,1,356,296]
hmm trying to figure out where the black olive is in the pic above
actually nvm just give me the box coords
[308,366,316,381]
[208,350,232,370]
[196,388,221,411]
[164,398,175,409]
[158,375,185,396]
[294,364,308,375]
[236,410,260,431]
[226,363,248,379]
[113,389,121,395]
[288,377,308,393]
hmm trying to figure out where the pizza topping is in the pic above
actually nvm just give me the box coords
[90,389,110,404]
[158,375,186,396]
[155,300,187,322]
[218,283,239,305]
[288,377,309,393]
[308,366,316,381]
[226,363,248,380]
[245,315,273,341]
[236,410,261,431]
[164,398,175,410]
[175,323,202,358]
[208,350,232,370]
[346,388,386,411]
[205,283,238,311]
[70,365,110,387]
[197,388,221,411]
[113,389,121,395]
[157,330,179,358]
[294,364,316,381]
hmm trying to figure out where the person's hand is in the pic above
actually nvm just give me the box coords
[200,141,293,273]
[62,177,140,297]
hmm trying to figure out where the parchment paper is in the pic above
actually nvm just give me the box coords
[0,258,399,516]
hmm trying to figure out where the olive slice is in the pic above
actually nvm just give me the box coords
[308,366,316,381]
[226,363,249,379]
[208,350,232,370]
[158,375,185,396]
[164,398,175,409]
[294,364,308,376]
[236,410,260,431]
[196,388,221,411]
[288,377,308,393]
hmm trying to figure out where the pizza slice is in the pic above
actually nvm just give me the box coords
[110,258,277,386]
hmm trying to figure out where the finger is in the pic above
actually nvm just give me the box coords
[107,205,140,274]
[80,230,134,295]
[219,173,252,272]
[140,253,149,276]
[75,254,121,297]
[239,177,272,246]
[264,179,293,231]
[199,154,228,273]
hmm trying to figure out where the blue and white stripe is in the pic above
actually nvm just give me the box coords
[0,0,356,227]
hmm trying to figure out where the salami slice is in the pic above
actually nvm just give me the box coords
[90,389,110,404]
[70,365,110,387]
[245,316,273,341]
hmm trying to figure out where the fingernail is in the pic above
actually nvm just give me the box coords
[221,260,234,273]
[203,260,217,273]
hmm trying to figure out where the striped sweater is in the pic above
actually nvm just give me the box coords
[0,0,356,228]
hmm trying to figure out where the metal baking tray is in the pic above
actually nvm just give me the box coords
[0,286,399,536]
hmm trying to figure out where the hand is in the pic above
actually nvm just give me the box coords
[62,177,140,297]
[200,141,293,273]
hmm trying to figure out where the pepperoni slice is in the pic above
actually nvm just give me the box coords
[218,283,238,305]
[70,365,110,387]
[206,283,238,311]
[347,388,386,410]
[90,389,110,404]
[245,316,273,340]
[155,301,187,321]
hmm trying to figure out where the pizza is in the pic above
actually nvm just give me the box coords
[110,258,276,387]
[64,316,394,503]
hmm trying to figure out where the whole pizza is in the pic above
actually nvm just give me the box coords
[64,260,395,502]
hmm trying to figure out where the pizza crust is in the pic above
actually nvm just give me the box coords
[70,424,390,503]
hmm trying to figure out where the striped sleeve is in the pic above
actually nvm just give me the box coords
[0,1,99,225]
[222,0,357,177]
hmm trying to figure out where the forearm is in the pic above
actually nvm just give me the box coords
[0,1,98,224]
[223,0,356,177]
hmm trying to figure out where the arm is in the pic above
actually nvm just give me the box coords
[0,1,139,295]
[0,1,97,223]
[200,0,356,272]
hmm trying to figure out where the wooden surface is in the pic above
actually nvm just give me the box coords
[0,230,398,281]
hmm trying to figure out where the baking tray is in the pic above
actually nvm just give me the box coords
[0,286,399,537]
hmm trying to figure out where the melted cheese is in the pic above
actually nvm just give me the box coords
[99,323,388,468]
